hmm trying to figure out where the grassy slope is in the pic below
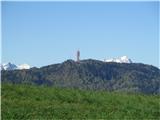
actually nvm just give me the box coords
[2,84,160,119]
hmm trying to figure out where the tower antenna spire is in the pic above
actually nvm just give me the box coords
[77,50,80,62]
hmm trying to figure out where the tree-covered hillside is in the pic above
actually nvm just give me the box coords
[2,59,160,94]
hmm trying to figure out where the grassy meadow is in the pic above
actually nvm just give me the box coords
[1,84,160,119]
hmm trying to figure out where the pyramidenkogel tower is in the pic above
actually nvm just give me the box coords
[77,50,80,62]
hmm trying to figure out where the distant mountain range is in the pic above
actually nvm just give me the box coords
[2,59,160,94]
[104,56,132,63]
[1,56,132,71]
[1,62,30,70]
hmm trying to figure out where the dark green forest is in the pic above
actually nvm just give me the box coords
[2,59,160,94]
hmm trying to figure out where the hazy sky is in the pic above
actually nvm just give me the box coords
[2,1,159,67]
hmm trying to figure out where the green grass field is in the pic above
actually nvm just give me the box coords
[1,84,160,119]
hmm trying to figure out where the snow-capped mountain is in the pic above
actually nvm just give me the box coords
[104,56,132,63]
[1,62,31,70]
[1,62,18,70]
[18,64,30,70]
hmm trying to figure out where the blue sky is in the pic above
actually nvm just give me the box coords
[2,2,159,67]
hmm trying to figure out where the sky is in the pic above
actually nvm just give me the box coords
[2,1,159,67]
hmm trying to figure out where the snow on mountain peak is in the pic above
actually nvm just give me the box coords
[1,62,17,70]
[121,56,128,60]
[104,56,132,63]
[18,64,30,70]
[1,62,31,70]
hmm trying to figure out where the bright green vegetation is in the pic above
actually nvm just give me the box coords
[2,84,160,119]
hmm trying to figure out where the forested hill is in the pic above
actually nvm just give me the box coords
[1,59,160,94]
